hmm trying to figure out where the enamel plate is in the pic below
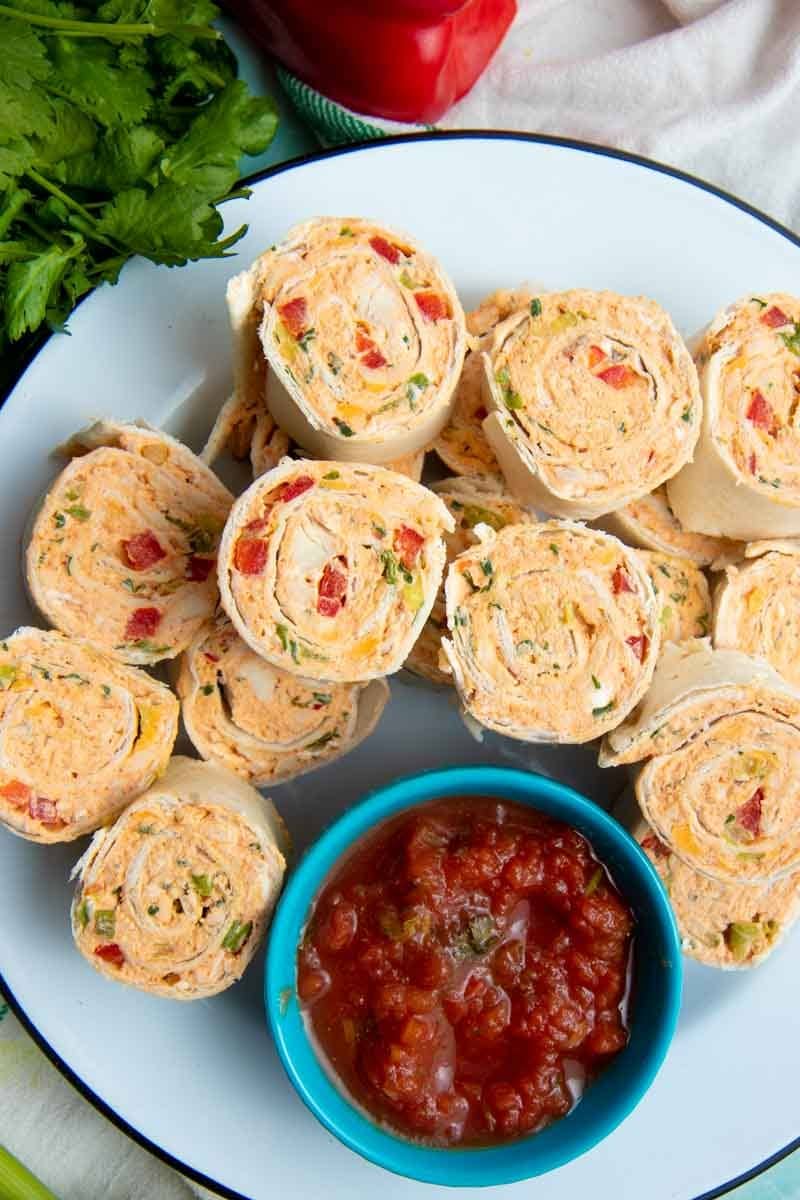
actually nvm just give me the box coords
[2,135,798,1200]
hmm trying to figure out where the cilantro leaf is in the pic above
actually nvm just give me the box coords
[158,81,278,198]
[52,125,163,191]
[96,183,244,264]
[49,39,152,128]
[5,236,84,339]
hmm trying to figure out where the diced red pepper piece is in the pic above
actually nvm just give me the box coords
[122,531,166,571]
[362,348,388,370]
[244,517,269,534]
[612,566,634,595]
[0,780,31,809]
[369,236,400,264]
[588,345,606,368]
[355,327,388,370]
[29,796,63,827]
[186,555,215,582]
[394,525,424,569]
[597,364,638,389]
[94,943,125,967]
[317,559,348,617]
[125,607,162,641]
[746,390,777,435]
[625,634,649,662]
[277,475,315,503]
[473,405,488,422]
[234,538,268,576]
[641,834,670,860]
[204,652,220,663]
[749,452,758,475]
[278,297,309,339]
[761,305,789,329]
[736,788,763,836]
[414,291,450,322]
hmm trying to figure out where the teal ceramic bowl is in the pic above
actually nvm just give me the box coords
[265,766,682,1187]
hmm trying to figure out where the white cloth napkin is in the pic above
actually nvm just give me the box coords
[353,0,800,232]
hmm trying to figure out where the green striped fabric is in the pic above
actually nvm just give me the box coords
[276,67,387,147]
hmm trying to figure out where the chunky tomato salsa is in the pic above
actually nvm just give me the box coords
[297,797,634,1146]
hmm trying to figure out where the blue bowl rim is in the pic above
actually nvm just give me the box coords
[265,764,683,1188]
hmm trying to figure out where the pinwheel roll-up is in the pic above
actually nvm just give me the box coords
[640,551,711,644]
[433,288,532,479]
[617,794,800,969]
[218,458,453,683]
[26,421,233,666]
[595,485,742,568]
[176,614,389,786]
[71,757,287,999]
[601,640,800,883]
[482,291,701,519]
[713,541,800,687]
[440,522,660,742]
[0,628,178,843]
[668,294,800,540]
[228,217,467,465]
[405,477,533,685]
[201,392,290,479]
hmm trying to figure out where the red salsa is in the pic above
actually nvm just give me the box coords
[297,797,634,1147]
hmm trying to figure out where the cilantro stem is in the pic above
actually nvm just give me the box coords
[25,169,123,253]
[25,169,93,224]
[0,4,221,39]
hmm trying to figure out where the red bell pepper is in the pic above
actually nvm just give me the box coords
[225,0,517,124]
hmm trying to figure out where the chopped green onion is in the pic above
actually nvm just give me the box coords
[94,910,116,938]
[584,867,604,896]
[191,874,213,898]
[591,675,601,689]
[530,298,542,317]
[222,920,253,953]
[334,418,354,438]
[200,684,214,696]
[66,505,91,522]
[592,701,615,718]
[322,470,340,480]
[147,904,159,916]
[53,512,65,529]
[0,665,18,690]
[75,900,90,929]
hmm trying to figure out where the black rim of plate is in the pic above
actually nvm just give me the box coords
[2,130,799,1200]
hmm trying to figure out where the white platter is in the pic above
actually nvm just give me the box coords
[2,134,799,1200]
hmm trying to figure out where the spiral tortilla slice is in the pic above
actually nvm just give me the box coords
[176,614,389,786]
[218,458,453,683]
[640,551,711,644]
[405,476,532,685]
[0,627,178,843]
[482,290,701,518]
[201,391,289,478]
[601,640,800,883]
[668,294,800,539]
[71,757,287,1000]
[594,485,742,568]
[617,793,800,969]
[440,521,660,742]
[713,541,800,687]
[433,288,532,479]
[227,217,467,465]
[26,421,233,666]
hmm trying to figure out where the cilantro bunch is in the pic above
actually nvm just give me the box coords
[0,0,278,385]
